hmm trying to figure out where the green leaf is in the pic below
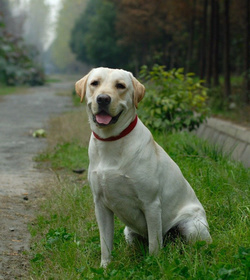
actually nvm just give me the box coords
[138,65,209,132]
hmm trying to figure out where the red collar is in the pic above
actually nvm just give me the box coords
[93,115,138,142]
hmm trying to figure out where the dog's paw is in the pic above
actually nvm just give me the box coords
[100,259,111,268]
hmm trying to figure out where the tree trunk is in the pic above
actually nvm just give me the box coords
[212,0,220,86]
[200,0,208,80]
[206,0,214,86]
[223,0,231,99]
[244,0,250,103]
[186,0,196,72]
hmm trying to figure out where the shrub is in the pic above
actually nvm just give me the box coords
[0,17,45,86]
[138,65,210,132]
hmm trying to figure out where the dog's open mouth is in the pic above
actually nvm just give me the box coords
[93,111,123,126]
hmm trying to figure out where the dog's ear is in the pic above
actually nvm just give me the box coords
[132,77,145,108]
[75,74,90,103]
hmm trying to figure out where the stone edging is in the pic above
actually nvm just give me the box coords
[194,118,250,168]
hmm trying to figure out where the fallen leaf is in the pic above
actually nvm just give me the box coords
[32,129,46,138]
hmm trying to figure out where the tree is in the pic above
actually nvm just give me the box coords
[212,0,220,87]
[244,0,250,103]
[5,0,27,38]
[70,0,97,65]
[199,0,208,80]
[186,0,197,72]
[206,0,215,87]
[23,0,50,58]
[223,0,231,99]
[113,0,170,73]
[0,0,11,25]
[68,0,249,108]
[49,0,87,72]
[0,7,45,86]
[70,0,131,69]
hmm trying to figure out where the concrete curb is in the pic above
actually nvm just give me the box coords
[194,118,250,168]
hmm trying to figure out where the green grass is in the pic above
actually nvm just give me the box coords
[0,83,28,95]
[30,130,249,279]
[45,77,62,84]
[35,142,89,171]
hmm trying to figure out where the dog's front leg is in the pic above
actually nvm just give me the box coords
[144,201,163,255]
[95,202,114,268]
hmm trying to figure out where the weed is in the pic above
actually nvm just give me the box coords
[44,227,74,249]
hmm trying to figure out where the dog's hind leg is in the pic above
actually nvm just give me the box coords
[177,215,212,244]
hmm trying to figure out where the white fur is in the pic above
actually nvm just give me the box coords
[75,67,212,268]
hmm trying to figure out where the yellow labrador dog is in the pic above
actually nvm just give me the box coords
[75,67,212,267]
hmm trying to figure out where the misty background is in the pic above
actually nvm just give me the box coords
[0,0,88,79]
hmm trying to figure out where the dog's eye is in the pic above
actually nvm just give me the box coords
[116,83,126,89]
[91,80,99,86]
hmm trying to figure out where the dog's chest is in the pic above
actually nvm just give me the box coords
[89,163,137,204]
[89,143,142,204]
[89,141,134,196]
[89,164,147,234]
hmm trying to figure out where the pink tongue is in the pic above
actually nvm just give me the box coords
[96,113,112,125]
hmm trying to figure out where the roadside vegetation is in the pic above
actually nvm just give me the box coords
[29,93,249,279]
[208,76,250,125]
[0,2,45,87]
[0,84,28,96]
[139,65,210,132]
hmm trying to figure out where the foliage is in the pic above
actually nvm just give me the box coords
[43,227,74,249]
[69,0,249,103]
[49,0,87,72]
[138,65,210,132]
[0,16,45,86]
[29,126,250,279]
[70,0,131,69]
[112,0,171,71]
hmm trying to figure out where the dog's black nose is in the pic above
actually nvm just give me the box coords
[97,94,111,105]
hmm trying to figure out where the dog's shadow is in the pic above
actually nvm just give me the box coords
[125,227,183,257]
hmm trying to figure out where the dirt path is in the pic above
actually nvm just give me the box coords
[0,81,76,279]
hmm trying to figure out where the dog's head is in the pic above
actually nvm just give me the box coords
[75,67,145,137]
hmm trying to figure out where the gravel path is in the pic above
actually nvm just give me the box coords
[0,81,75,279]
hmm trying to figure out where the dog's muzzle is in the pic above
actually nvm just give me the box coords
[93,94,123,126]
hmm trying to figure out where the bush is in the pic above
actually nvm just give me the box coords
[0,17,45,86]
[138,65,210,132]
